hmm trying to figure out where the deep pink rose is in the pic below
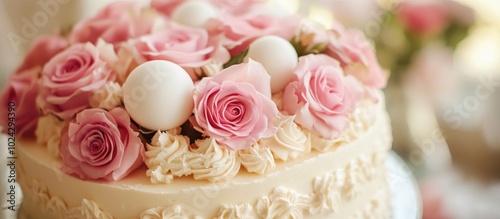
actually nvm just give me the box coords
[193,60,278,149]
[326,26,387,89]
[398,2,449,37]
[16,35,68,73]
[38,43,116,120]
[208,12,300,55]
[69,1,157,45]
[60,108,144,181]
[282,54,363,139]
[0,67,40,137]
[125,23,229,80]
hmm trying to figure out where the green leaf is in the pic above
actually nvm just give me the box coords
[223,49,249,69]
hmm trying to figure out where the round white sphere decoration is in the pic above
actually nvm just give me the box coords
[246,36,299,94]
[122,60,194,131]
[171,0,218,27]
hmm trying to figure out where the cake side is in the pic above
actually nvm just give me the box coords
[18,93,391,219]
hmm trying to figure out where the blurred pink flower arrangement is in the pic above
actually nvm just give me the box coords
[373,0,475,82]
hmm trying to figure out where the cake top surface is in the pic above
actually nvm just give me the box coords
[1,0,388,183]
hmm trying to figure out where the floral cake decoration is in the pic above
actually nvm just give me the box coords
[0,0,387,182]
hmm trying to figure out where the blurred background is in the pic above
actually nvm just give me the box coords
[1,0,500,218]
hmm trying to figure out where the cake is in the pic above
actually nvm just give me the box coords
[1,0,392,218]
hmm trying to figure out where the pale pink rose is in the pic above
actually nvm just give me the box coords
[326,26,387,89]
[69,1,157,45]
[0,67,40,137]
[151,0,264,16]
[208,12,300,55]
[293,20,330,55]
[193,60,278,149]
[38,43,116,120]
[60,108,145,181]
[209,0,265,14]
[398,2,449,37]
[125,23,229,80]
[282,54,363,139]
[151,0,186,16]
[16,35,68,73]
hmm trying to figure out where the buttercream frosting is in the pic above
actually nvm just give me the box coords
[35,114,65,158]
[262,114,311,161]
[145,128,191,183]
[89,82,123,110]
[238,142,276,174]
[140,205,188,219]
[216,203,254,219]
[189,138,241,182]
[256,187,311,219]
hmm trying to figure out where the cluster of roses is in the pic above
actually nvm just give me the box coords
[0,0,386,181]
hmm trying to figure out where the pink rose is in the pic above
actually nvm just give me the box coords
[292,20,330,55]
[69,2,157,45]
[124,23,229,80]
[210,0,265,14]
[151,0,264,16]
[38,43,116,120]
[398,2,449,37]
[60,108,144,181]
[16,34,68,73]
[282,54,363,139]
[326,26,387,89]
[193,60,278,149]
[209,12,300,55]
[0,67,40,137]
[151,0,185,16]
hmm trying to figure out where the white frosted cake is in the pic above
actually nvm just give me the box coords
[1,0,392,218]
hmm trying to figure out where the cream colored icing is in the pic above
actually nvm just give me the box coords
[350,189,390,219]
[256,186,312,219]
[310,173,342,214]
[89,82,123,110]
[139,205,188,219]
[262,114,311,161]
[216,203,254,219]
[18,92,392,219]
[145,128,191,184]
[21,180,112,219]
[143,97,377,180]
[145,131,241,183]
[189,138,241,182]
[35,114,65,158]
[190,61,223,79]
[271,92,284,111]
[238,142,276,174]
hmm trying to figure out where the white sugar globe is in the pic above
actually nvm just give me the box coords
[122,60,194,131]
[171,0,218,27]
[246,36,298,94]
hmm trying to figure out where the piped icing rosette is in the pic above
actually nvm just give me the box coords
[145,128,191,184]
[238,142,276,174]
[189,137,241,182]
[0,0,388,183]
[261,113,311,161]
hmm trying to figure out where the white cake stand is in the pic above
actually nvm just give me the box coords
[387,151,422,219]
